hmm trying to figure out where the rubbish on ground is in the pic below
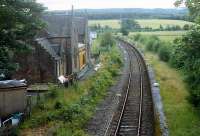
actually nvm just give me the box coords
[94,63,102,71]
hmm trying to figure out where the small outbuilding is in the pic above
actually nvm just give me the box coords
[0,80,27,119]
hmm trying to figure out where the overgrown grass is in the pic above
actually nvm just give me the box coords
[19,37,123,136]
[145,52,200,136]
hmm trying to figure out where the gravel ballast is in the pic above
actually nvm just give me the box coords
[86,44,130,136]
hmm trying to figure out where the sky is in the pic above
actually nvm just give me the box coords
[37,0,179,10]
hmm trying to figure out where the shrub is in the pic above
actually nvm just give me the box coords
[152,40,162,52]
[183,24,190,30]
[188,88,200,107]
[145,39,155,51]
[170,26,200,106]
[169,39,185,68]
[121,27,129,36]
[133,34,142,41]
[145,35,161,52]
[158,44,171,62]
[54,101,63,109]
[99,32,115,50]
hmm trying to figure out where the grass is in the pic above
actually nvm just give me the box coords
[89,19,120,29]
[129,31,187,36]
[130,31,187,42]
[144,52,200,136]
[136,19,193,29]
[89,19,193,29]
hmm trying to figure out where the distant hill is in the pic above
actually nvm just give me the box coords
[48,8,189,20]
[77,8,188,14]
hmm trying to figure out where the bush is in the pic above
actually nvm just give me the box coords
[145,35,160,52]
[133,34,142,41]
[158,44,171,62]
[183,24,190,30]
[169,39,185,68]
[152,40,161,52]
[145,39,155,51]
[188,88,200,107]
[138,35,147,44]
[54,101,63,109]
[99,32,115,50]
[170,26,200,106]
[121,27,129,36]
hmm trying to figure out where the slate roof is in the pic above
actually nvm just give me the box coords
[36,38,61,61]
[74,17,87,36]
[36,14,87,61]
[0,80,27,89]
[42,14,87,37]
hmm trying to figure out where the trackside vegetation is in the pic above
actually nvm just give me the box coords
[129,28,200,108]
[118,33,200,135]
[145,52,200,136]
[19,32,123,136]
[170,27,200,107]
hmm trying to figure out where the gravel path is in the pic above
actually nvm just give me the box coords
[85,44,130,136]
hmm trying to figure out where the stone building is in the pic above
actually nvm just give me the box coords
[13,12,90,83]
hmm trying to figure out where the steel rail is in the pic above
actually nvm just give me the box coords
[113,40,145,136]
[113,43,133,135]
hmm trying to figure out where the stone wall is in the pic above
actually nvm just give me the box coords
[13,44,56,84]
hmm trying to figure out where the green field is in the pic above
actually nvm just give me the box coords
[89,19,193,29]
[130,31,187,41]
[89,19,120,29]
[136,19,193,29]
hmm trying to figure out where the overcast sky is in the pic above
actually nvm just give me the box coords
[37,0,179,10]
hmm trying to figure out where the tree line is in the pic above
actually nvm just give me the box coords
[90,19,192,36]
[74,8,189,20]
[172,0,200,107]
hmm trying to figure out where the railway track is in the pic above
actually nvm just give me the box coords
[106,40,154,136]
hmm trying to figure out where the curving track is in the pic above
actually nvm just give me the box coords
[106,40,154,136]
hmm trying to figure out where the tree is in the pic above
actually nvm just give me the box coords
[121,27,129,36]
[175,0,200,23]
[172,26,200,106]
[174,0,200,106]
[159,25,164,31]
[120,19,141,35]
[0,0,45,79]
[183,24,190,30]
[99,32,115,51]
[158,44,171,62]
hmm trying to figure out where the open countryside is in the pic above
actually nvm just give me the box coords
[1,0,200,136]
[130,31,187,41]
[89,19,193,29]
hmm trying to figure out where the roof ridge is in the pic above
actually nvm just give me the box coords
[36,38,61,60]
